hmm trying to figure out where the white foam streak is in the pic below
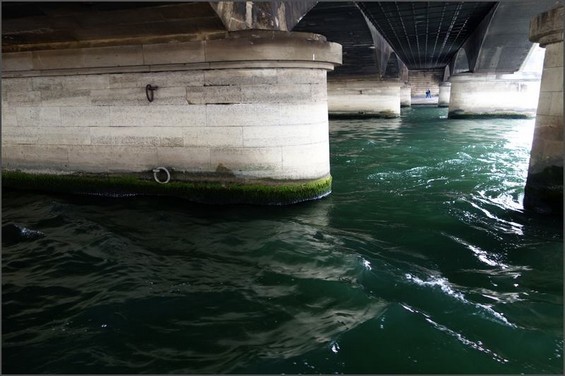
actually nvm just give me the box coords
[425,317,509,364]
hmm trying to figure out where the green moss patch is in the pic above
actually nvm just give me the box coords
[448,111,533,119]
[2,170,332,206]
[329,111,399,119]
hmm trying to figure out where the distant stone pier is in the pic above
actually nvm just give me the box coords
[448,72,541,118]
[327,77,401,118]
[1,31,342,204]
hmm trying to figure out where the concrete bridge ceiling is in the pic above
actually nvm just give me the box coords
[1,2,227,51]
[293,2,382,77]
[357,1,497,70]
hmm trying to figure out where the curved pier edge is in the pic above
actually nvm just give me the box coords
[2,171,333,206]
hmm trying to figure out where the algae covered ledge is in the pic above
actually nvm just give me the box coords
[2,170,333,205]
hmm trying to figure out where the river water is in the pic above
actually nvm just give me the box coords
[2,107,563,374]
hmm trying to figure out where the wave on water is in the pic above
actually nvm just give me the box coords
[2,223,45,246]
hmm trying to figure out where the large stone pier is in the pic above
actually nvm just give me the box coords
[448,72,541,118]
[2,31,342,204]
[523,5,563,215]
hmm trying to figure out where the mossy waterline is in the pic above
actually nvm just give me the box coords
[2,170,333,205]
[448,111,533,119]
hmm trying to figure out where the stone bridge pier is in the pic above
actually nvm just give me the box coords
[2,28,342,204]
[523,5,563,216]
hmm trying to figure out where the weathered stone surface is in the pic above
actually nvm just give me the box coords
[448,73,541,118]
[529,5,564,47]
[2,31,342,202]
[524,7,563,215]
[438,82,451,107]
[400,84,411,107]
[3,30,342,78]
[328,78,401,117]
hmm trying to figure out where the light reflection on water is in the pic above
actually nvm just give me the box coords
[2,107,563,374]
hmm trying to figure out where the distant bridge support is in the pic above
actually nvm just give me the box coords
[328,77,400,118]
[400,84,411,108]
[524,5,563,216]
[438,82,451,108]
[447,72,541,118]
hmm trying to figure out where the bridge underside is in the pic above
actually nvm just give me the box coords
[357,1,496,70]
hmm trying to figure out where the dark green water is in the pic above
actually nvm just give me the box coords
[2,107,563,374]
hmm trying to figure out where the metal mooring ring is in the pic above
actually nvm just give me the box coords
[152,167,171,184]
[146,84,158,102]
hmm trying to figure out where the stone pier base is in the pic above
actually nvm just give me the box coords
[523,5,563,215]
[327,77,400,118]
[438,82,451,107]
[400,84,411,107]
[448,73,541,118]
[1,31,342,205]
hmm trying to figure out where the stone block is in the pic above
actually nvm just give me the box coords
[32,49,84,70]
[310,83,328,102]
[540,67,563,93]
[186,86,206,104]
[275,69,326,84]
[91,87,187,106]
[90,126,183,146]
[203,83,313,104]
[2,52,33,71]
[34,127,92,146]
[2,78,33,93]
[159,137,184,147]
[67,145,158,172]
[40,89,92,107]
[31,77,64,91]
[282,142,330,179]
[549,92,564,117]
[109,105,206,127]
[81,46,145,68]
[203,85,243,104]
[61,107,110,127]
[2,107,18,127]
[7,145,70,168]
[143,41,206,65]
[16,107,61,127]
[2,127,39,145]
[210,147,283,176]
[280,102,328,125]
[156,147,211,171]
[205,33,341,66]
[242,125,311,147]
[206,104,281,126]
[204,69,278,86]
[542,43,564,68]
[309,121,330,144]
[183,127,243,147]
[6,90,42,106]
[536,91,552,116]
[108,71,204,89]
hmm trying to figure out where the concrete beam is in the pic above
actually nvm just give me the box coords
[210,1,317,31]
